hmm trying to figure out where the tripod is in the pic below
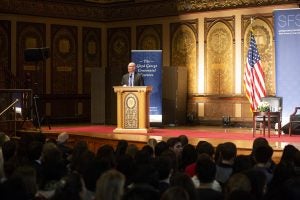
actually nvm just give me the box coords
[33,94,41,130]
[23,47,51,131]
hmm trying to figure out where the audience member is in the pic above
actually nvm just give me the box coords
[51,172,85,200]
[252,145,274,184]
[125,144,138,158]
[122,184,160,200]
[170,172,197,200]
[194,154,223,200]
[161,186,190,200]
[115,140,128,159]
[95,169,125,200]
[185,141,214,177]
[154,141,168,157]
[178,135,189,147]
[215,142,237,186]
[280,144,299,164]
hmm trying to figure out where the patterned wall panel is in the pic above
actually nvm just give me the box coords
[205,17,235,95]
[106,27,131,124]
[0,20,10,88]
[17,22,46,93]
[82,27,102,94]
[136,24,162,50]
[242,15,275,96]
[51,25,78,94]
[170,20,198,94]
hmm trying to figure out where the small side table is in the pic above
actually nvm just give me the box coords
[253,111,281,137]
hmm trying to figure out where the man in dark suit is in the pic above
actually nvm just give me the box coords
[121,62,145,86]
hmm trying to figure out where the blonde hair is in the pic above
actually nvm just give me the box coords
[95,169,125,200]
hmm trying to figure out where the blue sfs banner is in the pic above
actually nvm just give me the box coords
[131,50,162,123]
[274,8,300,125]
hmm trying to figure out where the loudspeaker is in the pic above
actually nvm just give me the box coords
[24,47,50,62]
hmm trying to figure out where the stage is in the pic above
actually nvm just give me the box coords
[39,124,300,152]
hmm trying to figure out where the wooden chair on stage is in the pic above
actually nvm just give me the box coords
[253,96,282,137]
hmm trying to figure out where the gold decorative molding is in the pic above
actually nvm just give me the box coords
[177,0,293,12]
[136,24,162,50]
[171,20,198,94]
[124,93,139,129]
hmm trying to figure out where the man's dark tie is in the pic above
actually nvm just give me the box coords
[129,74,133,86]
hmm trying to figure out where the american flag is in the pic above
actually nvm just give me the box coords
[244,32,266,112]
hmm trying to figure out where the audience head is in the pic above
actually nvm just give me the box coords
[253,145,273,164]
[147,138,158,151]
[178,135,189,147]
[166,137,183,158]
[57,132,69,144]
[95,169,125,200]
[115,140,128,158]
[0,132,10,147]
[155,141,168,157]
[170,172,197,200]
[220,142,237,162]
[196,141,215,158]
[126,144,138,158]
[251,137,269,155]
[225,172,251,196]
[195,153,216,183]
[181,144,197,170]
[122,184,160,200]
[160,186,190,200]
[280,144,299,164]
[52,172,85,200]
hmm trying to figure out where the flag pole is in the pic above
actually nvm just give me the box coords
[250,17,255,112]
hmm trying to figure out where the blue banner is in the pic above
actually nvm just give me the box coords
[131,50,162,123]
[274,8,300,125]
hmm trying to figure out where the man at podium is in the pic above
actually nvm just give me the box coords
[121,62,145,86]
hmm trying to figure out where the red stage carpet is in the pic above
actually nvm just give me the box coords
[43,125,300,143]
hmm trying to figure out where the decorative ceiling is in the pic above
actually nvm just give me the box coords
[0,0,298,21]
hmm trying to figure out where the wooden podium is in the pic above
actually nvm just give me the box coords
[113,86,152,133]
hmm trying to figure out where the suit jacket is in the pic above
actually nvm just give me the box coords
[121,72,145,86]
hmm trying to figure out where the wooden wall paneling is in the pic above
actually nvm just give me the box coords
[51,24,78,94]
[204,17,235,96]
[0,20,11,89]
[91,67,105,124]
[82,27,102,94]
[170,20,198,94]
[106,27,131,124]
[162,66,187,125]
[50,25,78,121]
[136,24,162,50]
[17,22,46,93]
